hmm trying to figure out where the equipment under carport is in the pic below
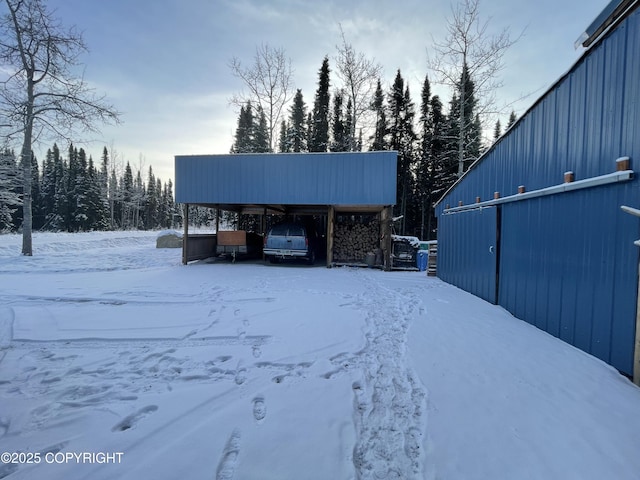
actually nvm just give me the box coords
[391,236,419,270]
[216,230,263,262]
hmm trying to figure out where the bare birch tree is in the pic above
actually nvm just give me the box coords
[334,25,382,151]
[229,44,293,152]
[0,0,120,255]
[428,0,516,176]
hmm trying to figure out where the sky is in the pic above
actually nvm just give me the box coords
[24,0,612,185]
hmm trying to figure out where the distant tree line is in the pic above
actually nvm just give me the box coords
[230,55,517,239]
[228,0,519,240]
[0,145,177,233]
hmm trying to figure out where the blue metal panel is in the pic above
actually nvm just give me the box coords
[498,183,639,374]
[436,7,640,215]
[174,151,397,206]
[438,207,497,304]
[435,8,640,374]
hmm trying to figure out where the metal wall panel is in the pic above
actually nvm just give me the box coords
[498,183,639,373]
[438,207,498,304]
[436,8,639,215]
[435,8,640,374]
[175,151,397,206]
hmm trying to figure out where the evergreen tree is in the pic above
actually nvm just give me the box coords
[122,162,134,229]
[288,89,307,152]
[85,156,108,230]
[145,166,158,229]
[109,167,120,229]
[0,149,20,232]
[99,147,111,228]
[506,110,517,129]
[231,102,254,153]
[278,120,290,153]
[370,79,387,151]
[433,95,457,198]
[493,119,502,141]
[74,148,90,231]
[387,71,417,235]
[40,150,55,229]
[133,169,145,229]
[309,57,331,152]
[162,179,175,228]
[330,90,347,152]
[30,154,44,230]
[51,144,66,230]
[416,74,433,239]
[344,98,354,150]
[254,106,270,153]
[445,63,482,176]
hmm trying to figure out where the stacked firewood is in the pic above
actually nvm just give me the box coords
[333,219,380,262]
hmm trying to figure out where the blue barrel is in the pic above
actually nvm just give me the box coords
[416,250,428,271]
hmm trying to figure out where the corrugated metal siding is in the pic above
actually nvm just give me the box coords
[498,183,639,373]
[175,151,397,206]
[436,7,640,375]
[436,8,640,213]
[439,207,497,304]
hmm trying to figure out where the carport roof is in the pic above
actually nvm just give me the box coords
[174,151,397,211]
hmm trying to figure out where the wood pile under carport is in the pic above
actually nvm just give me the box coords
[332,215,381,264]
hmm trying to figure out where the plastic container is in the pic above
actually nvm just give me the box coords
[416,250,428,271]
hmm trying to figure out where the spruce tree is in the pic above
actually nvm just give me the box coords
[330,90,347,152]
[288,89,307,152]
[387,71,417,235]
[122,162,134,228]
[416,74,434,239]
[254,106,270,152]
[231,102,255,153]
[493,119,502,141]
[30,154,44,230]
[506,110,517,129]
[85,156,108,230]
[0,149,20,232]
[370,79,387,151]
[446,63,481,176]
[145,166,158,229]
[433,95,457,198]
[51,144,66,230]
[109,167,120,229]
[310,56,331,152]
[278,120,290,153]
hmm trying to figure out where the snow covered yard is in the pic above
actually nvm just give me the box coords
[0,231,639,480]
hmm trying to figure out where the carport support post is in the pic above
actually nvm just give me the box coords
[327,206,335,266]
[182,203,189,265]
[381,206,393,271]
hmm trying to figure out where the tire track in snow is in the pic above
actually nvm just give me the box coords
[351,274,428,480]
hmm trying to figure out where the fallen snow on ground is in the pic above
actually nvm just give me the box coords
[0,231,639,480]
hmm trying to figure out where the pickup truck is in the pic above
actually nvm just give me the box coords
[263,222,318,264]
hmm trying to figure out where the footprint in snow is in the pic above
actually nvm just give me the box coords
[252,396,266,423]
[216,429,241,480]
[111,405,158,432]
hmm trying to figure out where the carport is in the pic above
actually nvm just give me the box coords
[174,151,397,269]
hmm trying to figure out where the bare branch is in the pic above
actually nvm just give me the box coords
[0,0,121,255]
[228,43,293,152]
[334,24,382,151]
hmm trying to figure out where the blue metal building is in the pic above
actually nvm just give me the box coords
[175,151,397,266]
[435,1,640,379]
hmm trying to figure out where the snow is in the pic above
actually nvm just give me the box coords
[1,231,639,480]
[391,235,421,249]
